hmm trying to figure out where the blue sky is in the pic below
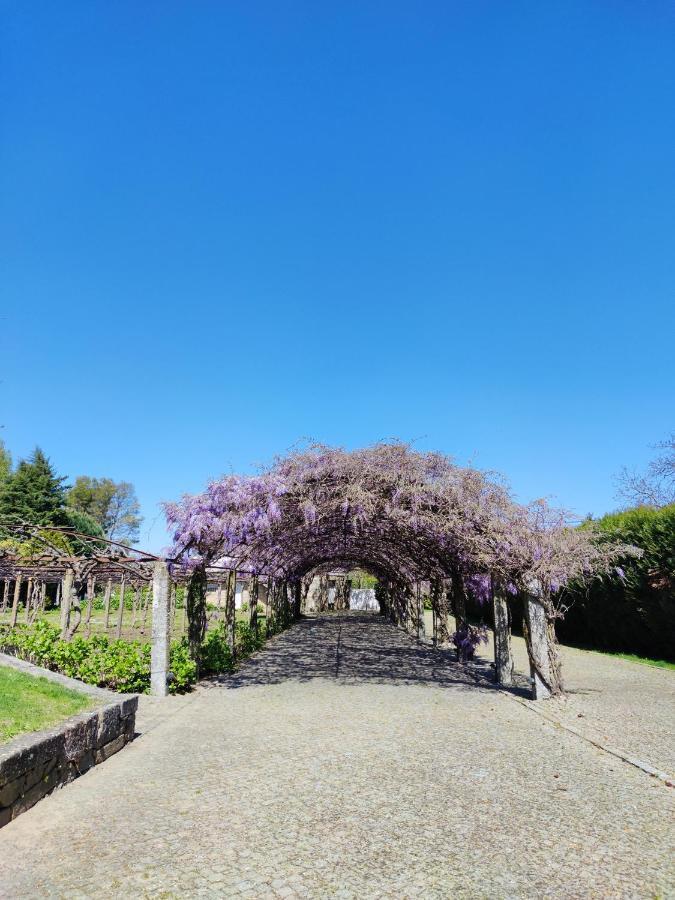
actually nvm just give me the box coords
[1,2,674,551]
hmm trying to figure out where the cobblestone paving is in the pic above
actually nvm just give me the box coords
[1,613,673,899]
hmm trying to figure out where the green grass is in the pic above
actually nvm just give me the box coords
[593,651,675,670]
[0,665,94,744]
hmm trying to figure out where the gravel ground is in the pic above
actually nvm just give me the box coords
[0,612,673,899]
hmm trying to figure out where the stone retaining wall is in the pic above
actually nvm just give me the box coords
[0,653,138,828]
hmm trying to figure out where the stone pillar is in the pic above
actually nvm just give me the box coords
[491,578,513,686]
[293,580,302,618]
[151,560,171,697]
[60,569,74,639]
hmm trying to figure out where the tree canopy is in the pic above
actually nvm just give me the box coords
[67,476,142,544]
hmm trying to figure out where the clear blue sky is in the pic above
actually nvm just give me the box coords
[1,2,673,551]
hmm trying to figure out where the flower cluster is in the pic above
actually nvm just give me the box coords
[164,442,634,599]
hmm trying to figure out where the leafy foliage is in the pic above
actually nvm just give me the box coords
[67,476,142,544]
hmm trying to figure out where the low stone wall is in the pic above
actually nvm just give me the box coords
[0,653,138,828]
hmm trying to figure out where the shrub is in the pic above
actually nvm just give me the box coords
[200,623,234,676]
[235,621,265,656]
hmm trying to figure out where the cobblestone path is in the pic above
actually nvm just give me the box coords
[0,613,673,899]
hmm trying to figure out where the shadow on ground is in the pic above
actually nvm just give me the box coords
[205,612,531,697]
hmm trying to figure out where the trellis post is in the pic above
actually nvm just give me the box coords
[9,575,22,628]
[103,577,112,630]
[151,559,171,697]
[85,575,95,636]
[60,568,74,639]
[24,578,34,624]
[116,577,126,639]
[491,577,513,686]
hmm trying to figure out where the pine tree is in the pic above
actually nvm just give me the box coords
[0,447,68,526]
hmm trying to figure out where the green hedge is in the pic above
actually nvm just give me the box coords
[556,504,675,660]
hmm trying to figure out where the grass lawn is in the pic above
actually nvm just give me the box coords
[0,665,94,744]
[591,650,675,670]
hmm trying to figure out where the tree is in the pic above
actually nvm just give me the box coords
[0,447,67,527]
[0,440,11,484]
[67,476,142,544]
[616,433,675,508]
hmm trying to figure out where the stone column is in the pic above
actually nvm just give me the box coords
[60,569,74,638]
[491,578,513,686]
[151,560,171,697]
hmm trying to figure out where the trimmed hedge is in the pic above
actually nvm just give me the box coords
[556,505,675,660]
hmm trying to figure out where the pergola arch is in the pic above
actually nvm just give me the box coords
[166,443,629,699]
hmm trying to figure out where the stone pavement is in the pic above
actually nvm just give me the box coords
[0,613,673,899]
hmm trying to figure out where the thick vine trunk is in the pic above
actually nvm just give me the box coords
[225,570,236,655]
[187,565,208,671]
[524,595,563,699]
[249,575,259,637]
[491,579,513,685]
[451,569,467,632]
[431,578,450,646]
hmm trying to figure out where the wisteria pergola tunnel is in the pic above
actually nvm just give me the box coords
[167,443,627,699]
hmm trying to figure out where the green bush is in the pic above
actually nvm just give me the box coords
[200,623,234,676]
[235,620,265,656]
